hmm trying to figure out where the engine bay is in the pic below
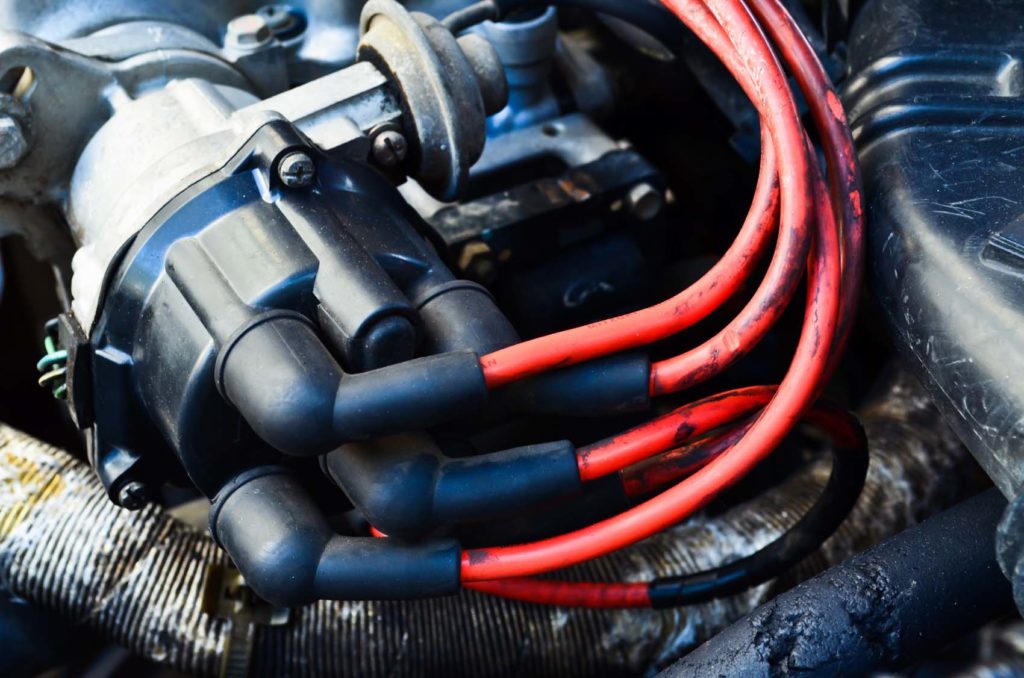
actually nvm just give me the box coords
[0,0,1022,675]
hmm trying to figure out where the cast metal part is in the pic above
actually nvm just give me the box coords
[358,0,506,200]
[403,113,662,247]
[224,14,273,50]
[477,6,560,134]
[0,0,506,329]
[0,29,249,204]
[0,0,475,82]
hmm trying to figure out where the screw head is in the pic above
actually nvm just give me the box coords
[371,130,408,168]
[117,481,148,511]
[626,182,663,221]
[225,14,273,50]
[0,116,28,170]
[277,151,315,187]
[257,4,299,35]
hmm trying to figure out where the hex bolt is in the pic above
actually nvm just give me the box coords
[225,14,273,50]
[117,481,148,511]
[277,151,316,187]
[371,130,408,167]
[0,115,29,170]
[626,182,663,221]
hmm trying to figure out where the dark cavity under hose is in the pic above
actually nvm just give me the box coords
[0,369,978,675]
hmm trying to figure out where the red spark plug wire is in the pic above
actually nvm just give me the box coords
[619,422,750,498]
[464,403,867,609]
[576,387,773,482]
[478,1,782,391]
[458,0,848,583]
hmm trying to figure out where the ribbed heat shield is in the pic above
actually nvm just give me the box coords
[0,369,971,676]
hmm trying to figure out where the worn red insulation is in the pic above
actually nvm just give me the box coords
[454,0,863,604]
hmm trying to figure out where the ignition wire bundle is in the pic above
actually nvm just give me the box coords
[423,0,867,608]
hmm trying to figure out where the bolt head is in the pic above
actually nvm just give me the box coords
[0,116,28,170]
[277,151,315,187]
[626,183,663,221]
[257,4,299,35]
[371,130,408,168]
[117,481,148,511]
[226,14,273,49]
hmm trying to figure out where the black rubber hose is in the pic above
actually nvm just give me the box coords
[648,404,869,607]
[663,488,1013,676]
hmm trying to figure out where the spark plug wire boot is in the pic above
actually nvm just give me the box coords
[210,467,461,607]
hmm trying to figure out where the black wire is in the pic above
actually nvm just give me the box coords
[647,405,869,608]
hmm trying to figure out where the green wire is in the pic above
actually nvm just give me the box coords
[38,332,68,399]
[36,350,67,373]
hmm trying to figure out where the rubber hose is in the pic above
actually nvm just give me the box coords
[663,489,1012,676]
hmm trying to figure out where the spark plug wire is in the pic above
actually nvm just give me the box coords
[428,0,863,607]
[464,403,867,608]
[457,0,838,580]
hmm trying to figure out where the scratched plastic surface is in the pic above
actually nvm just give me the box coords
[847,0,1024,497]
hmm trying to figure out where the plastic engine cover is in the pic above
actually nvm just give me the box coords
[848,0,1024,496]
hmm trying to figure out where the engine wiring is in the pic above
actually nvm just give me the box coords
[433,0,865,607]
[6,0,1020,669]
[465,403,868,608]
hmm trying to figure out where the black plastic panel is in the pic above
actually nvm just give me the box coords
[849,0,1024,496]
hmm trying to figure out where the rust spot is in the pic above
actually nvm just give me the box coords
[557,178,592,202]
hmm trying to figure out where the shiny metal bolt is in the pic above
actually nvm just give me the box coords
[225,14,273,50]
[257,4,299,35]
[371,130,408,167]
[0,115,29,170]
[626,182,663,221]
[277,151,315,187]
[117,481,148,511]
